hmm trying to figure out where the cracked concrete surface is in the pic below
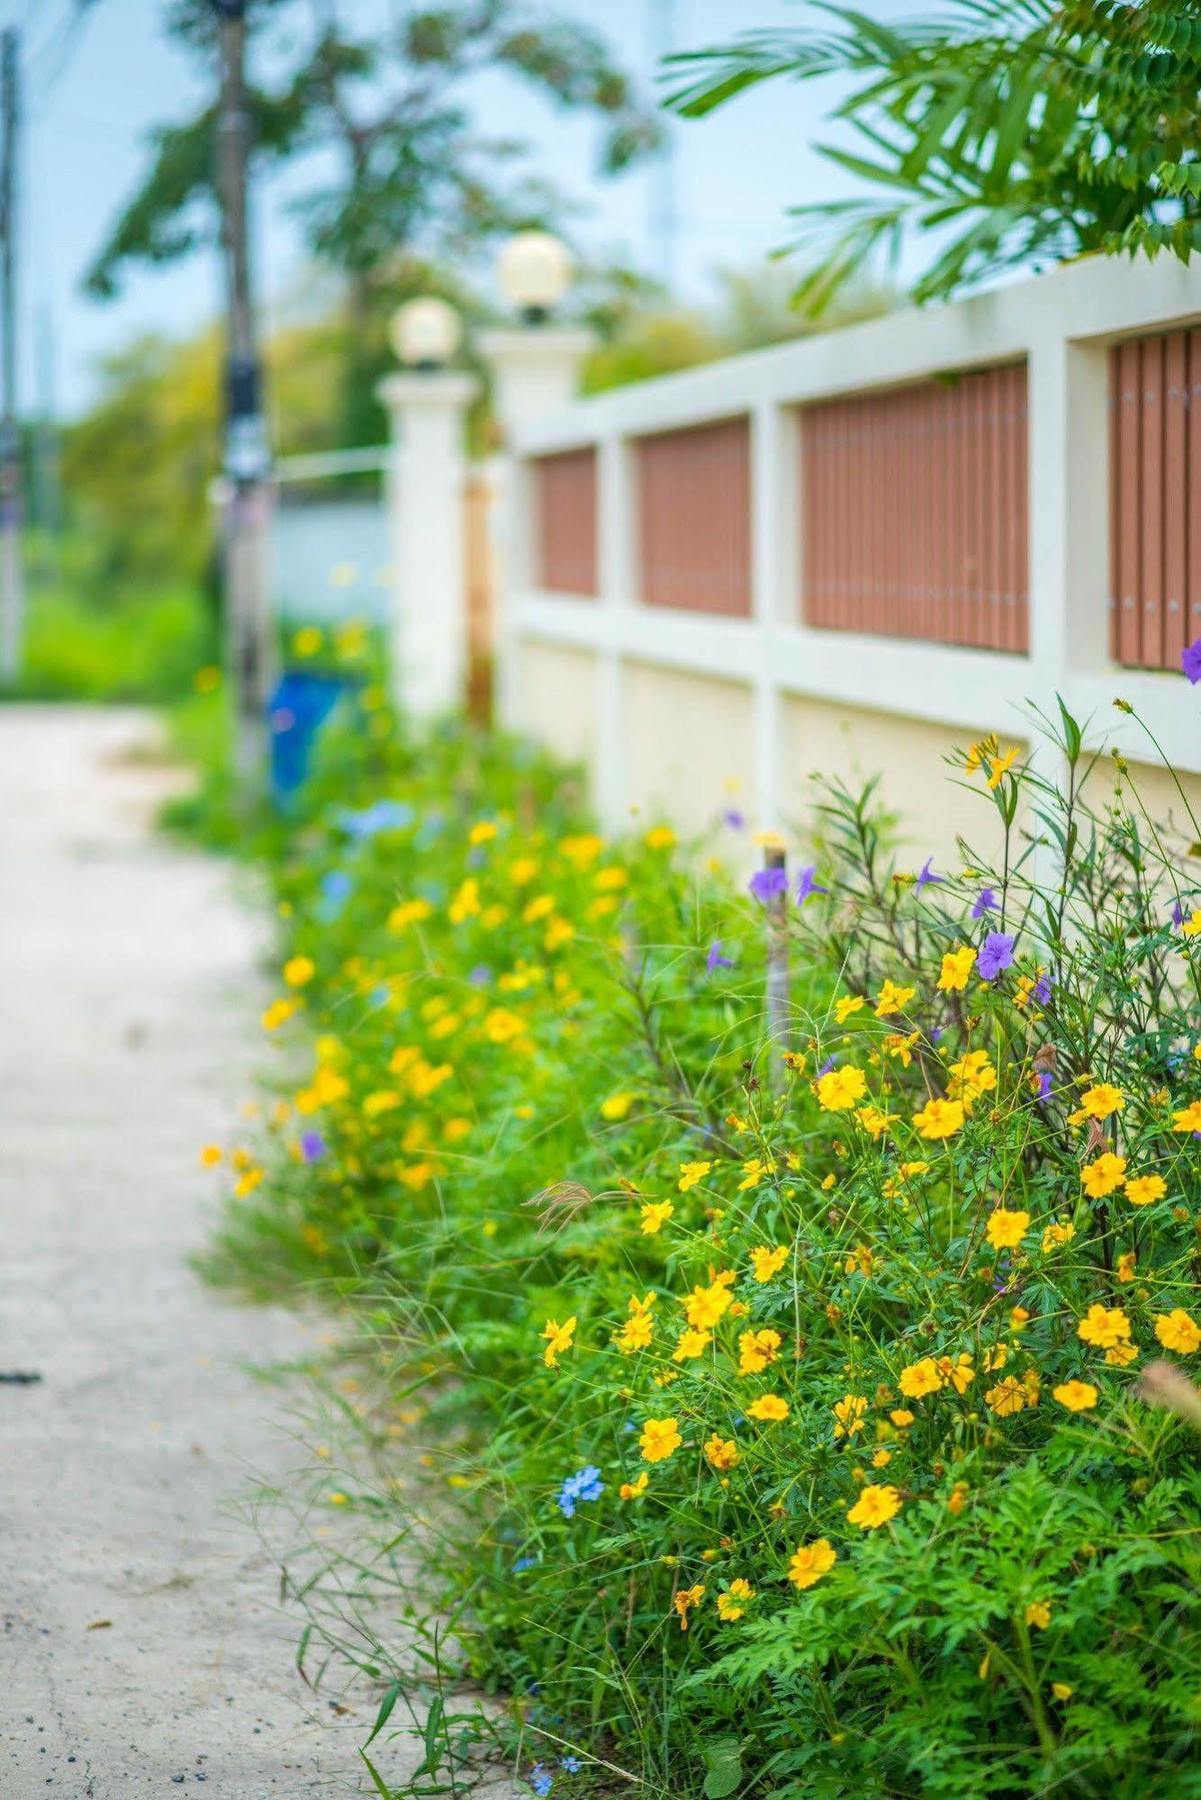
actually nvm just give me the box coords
[0,706,370,1798]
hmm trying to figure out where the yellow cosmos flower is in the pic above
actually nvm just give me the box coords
[1155,1309,1201,1354]
[540,1316,576,1369]
[986,745,1020,788]
[875,979,916,1018]
[788,1538,837,1589]
[899,1358,943,1399]
[1125,1173,1166,1207]
[619,1473,649,1500]
[283,955,315,988]
[750,1244,789,1283]
[738,1157,774,1191]
[645,826,676,850]
[1173,1100,1201,1132]
[449,878,481,923]
[717,1578,755,1622]
[747,1394,789,1422]
[1182,910,1201,938]
[985,1375,1028,1417]
[1026,1601,1052,1629]
[388,897,434,930]
[1053,1379,1098,1412]
[1081,1153,1126,1197]
[986,1208,1030,1251]
[600,1092,635,1121]
[857,1104,897,1138]
[936,1353,975,1393]
[233,1166,263,1199]
[1116,1250,1137,1283]
[677,1160,711,1192]
[947,1050,996,1107]
[1052,1683,1074,1702]
[262,996,300,1031]
[614,1308,654,1354]
[640,1416,682,1462]
[684,1277,735,1330]
[640,1201,674,1235]
[847,1484,901,1529]
[937,945,976,992]
[199,1144,222,1168]
[468,819,497,845]
[816,1066,868,1111]
[1080,1082,1124,1119]
[834,995,865,1023]
[672,1327,712,1362]
[673,1582,704,1630]
[833,1392,869,1437]
[1042,1220,1075,1252]
[738,1328,782,1375]
[1077,1304,1131,1349]
[704,1434,740,1471]
[913,1097,965,1140]
[889,1408,915,1428]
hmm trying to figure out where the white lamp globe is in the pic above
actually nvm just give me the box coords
[496,231,573,322]
[391,296,462,369]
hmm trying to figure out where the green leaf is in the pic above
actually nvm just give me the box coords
[358,1748,395,1800]
[365,1679,402,1748]
[703,1734,744,1798]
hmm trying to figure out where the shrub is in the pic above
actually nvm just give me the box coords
[206,674,1201,1800]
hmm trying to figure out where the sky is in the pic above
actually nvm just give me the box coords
[14,0,915,418]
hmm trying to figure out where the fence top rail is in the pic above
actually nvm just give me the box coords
[514,254,1201,458]
[275,445,390,483]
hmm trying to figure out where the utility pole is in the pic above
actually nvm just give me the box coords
[212,0,273,786]
[0,28,23,685]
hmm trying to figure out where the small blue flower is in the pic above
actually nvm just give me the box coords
[530,1764,553,1797]
[318,869,353,919]
[556,1465,603,1519]
[468,963,492,987]
[514,1555,539,1572]
[706,940,734,973]
[560,1756,582,1773]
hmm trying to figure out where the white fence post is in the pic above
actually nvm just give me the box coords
[378,369,477,718]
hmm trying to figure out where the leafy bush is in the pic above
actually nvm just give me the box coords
[204,666,1201,1800]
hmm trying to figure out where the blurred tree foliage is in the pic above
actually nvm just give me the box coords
[666,0,1201,310]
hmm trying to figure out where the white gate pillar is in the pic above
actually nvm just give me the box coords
[378,369,478,718]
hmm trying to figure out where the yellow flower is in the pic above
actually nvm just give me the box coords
[233,1166,263,1199]
[449,878,481,923]
[1080,1082,1124,1119]
[640,1416,682,1462]
[1081,1153,1126,1198]
[788,1538,837,1590]
[985,1375,1028,1417]
[619,1472,649,1500]
[1155,1309,1201,1354]
[857,1104,897,1138]
[1116,1250,1137,1284]
[738,1328,782,1375]
[672,1327,712,1362]
[833,1393,868,1437]
[388,897,435,930]
[468,820,498,845]
[889,1408,915,1428]
[1053,1379,1097,1412]
[704,1434,740,1471]
[484,1006,525,1043]
[283,955,315,988]
[677,1160,711,1192]
[847,1484,901,1529]
[1105,1341,1139,1367]
[871,1448,892,1468]
[199,1144,222,1168]
[816,1066,868,1111]
[747,1394,789,1422]
[834,995,865,1023]
[1051,1683,1074,1702]
[899,1358,943,1399]
[947,1050,996,1107]
[544,917,574,952]
[1172,1101,1201,1132]
[1042,1220,1075,1252]
[600,1092,635,1121]
[738,1157,774,1191]
[913,1097,964,1140]
[1026,1601,1052,1630]
[749,1244,789,1283]
[986,744,1020,788]
[1182,910,1201,938]
[540,1316,576,1369]
[937,946,976,992]
[614,1306,654,1354]
[985,1207,1030,1251]
[684,1277,735,1330]
[936,1353,976,1394]
[645,825,676,851]
[261,996,300,1031]
[673,1582,704,1630]
[1077,1304,1131,1349]
[292,624,323,657]
[875,979,916,1018]
[559,832,604,866]
[1125,1174,1166,1207]
[717,1578,755,1621]
[640,1200,674,1235]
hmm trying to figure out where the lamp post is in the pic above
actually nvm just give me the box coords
[378,297,478,718]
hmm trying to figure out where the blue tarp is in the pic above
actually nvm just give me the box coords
[268,670,347,803]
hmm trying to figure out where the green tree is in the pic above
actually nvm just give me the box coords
[666,0,1201,309]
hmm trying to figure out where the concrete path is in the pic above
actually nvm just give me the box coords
[0,707,367,1798]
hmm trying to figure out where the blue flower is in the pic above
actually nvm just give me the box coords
[1172,898,1188,926]
[318,869,353,918]
[560,1756,582,1773]
[977,932,1016,980]
[514,1555,539,1572]
[300,1130,327,1164]
[706,940,734,973]
[971,887,998,919]
[556,1465,603,1519]
[338,798,413,839]
[748,866,787,903]
[915,857,943,889]
[1031,972,1053,1005]
[1036,1071,1053,1104]
[530,1764,553,1796]
[468,963,492,987]
[796,865,827,905]
[722,808,746,830]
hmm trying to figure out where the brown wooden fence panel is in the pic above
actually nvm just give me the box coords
[533,448,597,596]
[635,417,752,615]
[800,364,1029,651]
[1110,328,1201,669]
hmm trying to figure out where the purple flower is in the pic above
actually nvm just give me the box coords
[817,1054,837,1077]
[723,808,746,830]
[915,857,943,889]
[1031,972,1053,1005]
[977,931,1016,981]
[1172,899,1187,927]
[929,1025,944,1045]
[971,887,998,919]
[300,1130,327,1164]
[468,963,492,987]
[796,865,827,906]
[1036,1071,1053,1104]
[1183,640,1201,683]
[706,940,734,973]
[748,866,788,903]
[556,1465,603,1519]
